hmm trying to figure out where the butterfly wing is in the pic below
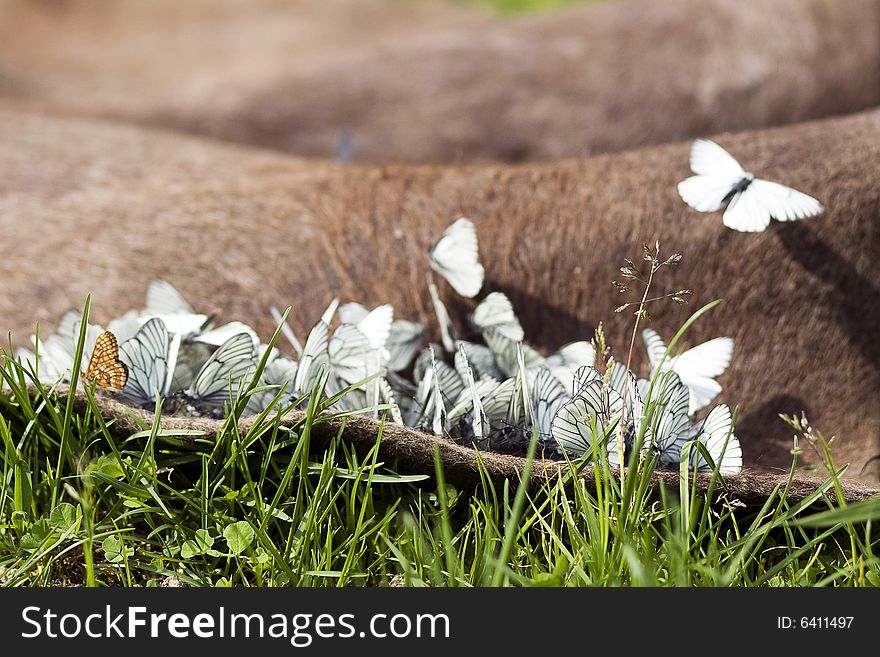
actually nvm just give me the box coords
[689,139,747,177]
[551,379,616,458]
[293,321,331,397]
[721,187,771,232]
[427,280,457,353]
[672,336,733,414]
[145,280,195,315]
[642,328,668,372]
[119,318,171,406]
[356,304,394,350]
[678,140,748,213]
[385,320,424,372]
[329,323,374,385]
[530,366,569,438]
[186,332,256,407]
[690,404,742,475]
[194,321,258,347]
[429,217,485,298]
[471,292,524,342]
[746,179,824,222]
[84,331,128,390]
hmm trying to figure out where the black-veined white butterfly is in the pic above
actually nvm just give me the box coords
[687,404,743,475]
[551,376,623,460]
[471,292,524,342]
[642,328,733,415]
[429,217,485,298]
[245,355,298,415]
[385,320,424,372]
[292,321,333,399]
[677,139,823,232]
[118,317,180,408]
[482,327,544,378]
[640,370,692,468]
[182,332,256,410]
[427,279,457,353]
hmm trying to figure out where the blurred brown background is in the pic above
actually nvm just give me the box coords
[1,0,877,163]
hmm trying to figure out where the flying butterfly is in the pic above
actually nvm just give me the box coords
[677,139,823,232]
[82,331,128,391]
[642,328,733,415]
[429,217,485,298]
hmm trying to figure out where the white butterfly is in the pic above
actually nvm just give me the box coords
[182,332,256,409]
[455,340,502,381]
[640,370,691,468]
[427,280,457,353]
[406,347,449,435]
[546,341,595,390]
[528,366,569,439]
[292,321,332,399]
[385,320,424,372]
[245,355,298,415]
[677,139,823,232]
[143,280,258,346]
[118,317,180,408]
[429,217,485,298]
[688,404,743,475]
[143,279,208,338]
[482,327,544,378]
[328,323,377,386]
[551,375,623,460]
[642,328,733,415]
[471,292,524,342]
[337,303,394,351]
[32,309,104,383]
[457,346,489,439]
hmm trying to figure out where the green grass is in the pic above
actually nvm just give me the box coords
[1,345,879,587]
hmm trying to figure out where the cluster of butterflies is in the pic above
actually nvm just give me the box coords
[16,210,743,475]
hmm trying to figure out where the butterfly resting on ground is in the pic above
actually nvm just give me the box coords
[82,331,128,390]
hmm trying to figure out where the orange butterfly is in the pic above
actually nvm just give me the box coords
[82,331,128,390]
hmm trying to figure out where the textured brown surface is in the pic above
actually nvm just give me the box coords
[56,386,880,506]
[0,106,878,481]
[1,0,878,163]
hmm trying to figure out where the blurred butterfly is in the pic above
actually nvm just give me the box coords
[471,292,524,342]
[118,317,180,408]
[329,324,377,386]
[82,331,128,391]
[35,309,105,383]
[143,280,258,346]
[384,319,424,372]
[482,326,544,378]
[181,332,256,410]
[688,404,743,475]
[427,279,457,353]
[677,139,823,232]
[429,217,485,298]
[546,341,595,390]
[245,355,298,415]
[642,328,733,415]
[406,347,449,435]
